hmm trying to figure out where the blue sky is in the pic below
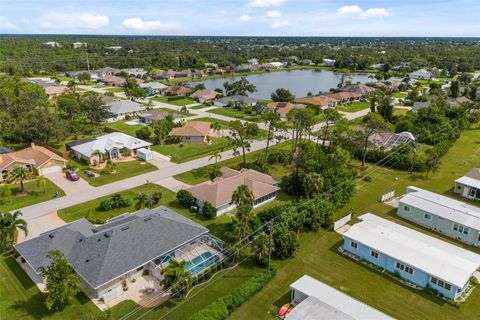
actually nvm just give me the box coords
[0,0,479,36]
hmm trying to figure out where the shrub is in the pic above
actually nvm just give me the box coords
[135,126,151,140]
[98,200,113,212]
[177,189,196,208]
[470,276,479,286]
[363,175,372,182]
[168,95,186,101]
[202,201,217,219]
[190,267,277,320]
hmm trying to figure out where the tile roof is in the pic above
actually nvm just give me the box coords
[345,213,480,288]
[15,206,209,289]
[187,167,279,207]
[295,95,337,106]
[44,86,70,95]
[339,84,376,96]
[327,91,362,101]
[169,121,211,137]
[161,85,193,95]
[191,89,219,100]
[266,102,305,115]
[0,144,66,170]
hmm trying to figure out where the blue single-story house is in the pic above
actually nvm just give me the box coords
[343,213,480,300]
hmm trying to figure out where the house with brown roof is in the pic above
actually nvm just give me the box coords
[44,86,70,99]
[187,167,280,215]
[266,102,306,118]
[161,85,193,96]
[326,91,362,104]
[169,121,213,144]
[295,96,337,108]
[340,84,376,96]
[448,96,472,107]
[138,109,181,125]
[100,75,126,87]
[190,89,219,103]
[0,143,67,182]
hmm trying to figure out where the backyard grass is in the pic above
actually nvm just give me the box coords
[74,160,157,187]
[105,120,147,137]
[150,96,195,106]
[152,137,233,163]
[207,108,262,122]
[0,180,65,212]
[337,101,370,113]
[190,104,210,110]
[175,141,292,185]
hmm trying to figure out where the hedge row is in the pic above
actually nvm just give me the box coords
[190,267,277,320]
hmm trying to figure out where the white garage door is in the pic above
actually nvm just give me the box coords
[41,166,63,175]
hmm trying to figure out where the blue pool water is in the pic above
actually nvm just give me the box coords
[184,252,219,275]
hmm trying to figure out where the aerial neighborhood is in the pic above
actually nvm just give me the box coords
[0,29,479,320]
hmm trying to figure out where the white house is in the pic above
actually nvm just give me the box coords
[455,168,480,200]
[409,69,433,80]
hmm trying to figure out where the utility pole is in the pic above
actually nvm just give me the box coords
[84,47,90,71]
[268,220,273,269]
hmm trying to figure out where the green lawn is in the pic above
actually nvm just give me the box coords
[0,180,65,212]
[150,96,195,106]
[105,87,125,93]
[187,117,231,128]
[393,108,409,116]
[175,141,292,185]
[231,127,480,320]
[152,137,233,163]
[190,104,210,110]
[157,107,193,116]
[207,108,262,122]
[74,160,157,187]
[105,120,147,137]
[337,101,370,113]
[393,92,408,99]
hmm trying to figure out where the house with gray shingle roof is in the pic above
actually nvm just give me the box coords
[107,100,146,122]
[214,95,260,107]
[15,206,225,306]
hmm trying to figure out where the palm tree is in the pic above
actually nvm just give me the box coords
[135,192,155,210]
[9,167,32,193]
[253,232,272,267]
[67,79,77,93]
[0,211,28,253]
[36,175,47,193]
[208,151,222,164]
[425,151,441,177]
[210,121,221,135]
[160,259,191,296]
[262,112,281,160]
[231,184,254,207]
[92,150,104,168]
[302,172,324,198]
[105,160,117,173]
[0,185,12,204]
[110,194,125,209]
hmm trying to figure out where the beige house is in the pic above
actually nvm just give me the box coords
[187,167,280,215]
[169,121,214,144]
[326,91,362,104]
[0,143,67,182]
[44,86,70,99]
[266,102,306,118]
[295,96,337,108]
[190,89,219,103]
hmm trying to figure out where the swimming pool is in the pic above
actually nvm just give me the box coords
[184,252,220,275]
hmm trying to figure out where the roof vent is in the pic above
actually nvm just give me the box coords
[144,217,152,222]
[79,238,83,242]
[103,233,110,238]
[48,234,54,239]
[97,238,101,242]
[85,259,90,263]
[121,226,129,231]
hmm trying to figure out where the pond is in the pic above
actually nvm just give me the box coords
[190,69,376,100]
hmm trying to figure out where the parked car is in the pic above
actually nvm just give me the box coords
[84,170,96,178]
[66,171,80,181]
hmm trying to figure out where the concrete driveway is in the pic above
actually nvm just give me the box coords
[46,171,94,195]
[155,177,191,192]
[17,212,66,242]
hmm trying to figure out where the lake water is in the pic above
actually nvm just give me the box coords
[190,69,376,100]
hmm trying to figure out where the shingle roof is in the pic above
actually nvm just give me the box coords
[0,144,66,170]
[295,96,337,106]
[191,89,219,101]
[400,186,480,230]
[15,206,209,289]
[266,102,305,115]
[215,95,260,105]
[327,91,362,100]
[169,121,211,137]
[138,109,173,121]
[187,167,279,207]
[108,100,145,115]
[340,84,376,96]
[344,213,480,288]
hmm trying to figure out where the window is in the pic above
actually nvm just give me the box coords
[350,241,358,249]
[396,262,414,275]
[404,205,411,212]
[453,224,469,235]
[370,250,379,259]
[457,185,461,190]
[431,277,452,291]
[424,213,432,220]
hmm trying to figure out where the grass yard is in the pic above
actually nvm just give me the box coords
[190,104,210,110]
[150,96,195,106]
[105,87,125,93]
[152,137,233,163]
[105,120,147,137]
[393,107,409,116]
[207,108,262,122]
[0,180,65,212]
[175,141,292,185]
[230,127,480,320]
[337,101,370,113]
[393,92,408,99]
[157,107,193,116]
[74,160,157,187]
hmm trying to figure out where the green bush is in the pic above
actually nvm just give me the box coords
[98,200,113,211]
[201,201,217,219]
[135,126,151,140]
[190,267,277,320]
[177,189,196,208]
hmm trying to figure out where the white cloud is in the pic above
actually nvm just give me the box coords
[240,14,252,21]
[248,0,286,8]
[266,10,282,17]
[122,18,181,32]
[337,5,391,18]
[337,5,362,15]
[0,17,18,31]
[38,13,109,30]
[360,8,391,18]
[271,20,291,28]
